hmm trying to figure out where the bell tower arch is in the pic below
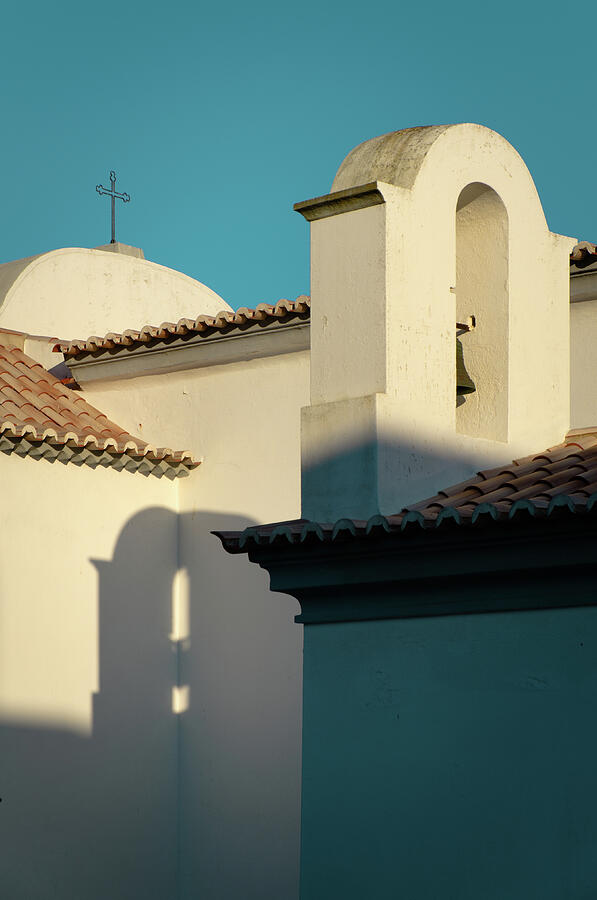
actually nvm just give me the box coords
[455,182,509,441]
[296,124,576,520]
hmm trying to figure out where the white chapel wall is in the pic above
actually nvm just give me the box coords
[0,451,179,899]
[81,347,309,900]
[571,298,597,428]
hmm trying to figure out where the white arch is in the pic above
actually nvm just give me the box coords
[300,123,576,520]
[330,123,573,447]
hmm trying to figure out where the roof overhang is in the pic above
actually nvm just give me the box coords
[0,425,198,478]
[63,317,310,384]
[215,499,597,624]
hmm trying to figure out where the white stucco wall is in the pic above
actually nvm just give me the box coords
[82,347,309,900]
[0,451,179,899]
[571,299,597,428]
[0,247,230,341]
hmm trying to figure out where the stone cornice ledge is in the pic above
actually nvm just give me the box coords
[215,512,597,624]
[294,182,385,221]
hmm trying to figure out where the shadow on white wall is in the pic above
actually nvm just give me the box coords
[0,505,303,900]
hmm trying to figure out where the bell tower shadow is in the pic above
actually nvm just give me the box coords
[0,506,179,900]
[0,504,302,900]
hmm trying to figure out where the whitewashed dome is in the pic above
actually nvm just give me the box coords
[0,246,231,340]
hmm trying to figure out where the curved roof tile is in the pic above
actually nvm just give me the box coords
[55,296,312,359]
[0,340,198,478]
[215,431,597,552]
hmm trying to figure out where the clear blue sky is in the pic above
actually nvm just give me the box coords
[0,0,590,313]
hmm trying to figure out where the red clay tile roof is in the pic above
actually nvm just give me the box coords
[217,430,597,551]
[0,340,198,478]
[55,296,311,359]
[570,241,597,270]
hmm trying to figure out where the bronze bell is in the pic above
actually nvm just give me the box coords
[456,337,476,398]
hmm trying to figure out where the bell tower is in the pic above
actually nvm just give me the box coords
[296,124,575,521]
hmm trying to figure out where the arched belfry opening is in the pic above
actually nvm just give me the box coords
[298,123,573,520]
[455,182,509,442]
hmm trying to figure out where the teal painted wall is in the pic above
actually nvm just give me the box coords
[300,607,597,899]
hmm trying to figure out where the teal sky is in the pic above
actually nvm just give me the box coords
[0,1,590,314]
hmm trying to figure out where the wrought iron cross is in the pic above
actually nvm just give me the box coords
[96,170,130,244]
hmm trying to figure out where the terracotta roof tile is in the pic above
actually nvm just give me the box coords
[216,432,597,551]
[54,296,312,359]
[570,242,597,268]
[0,340,198,478]
[579,480,597,494]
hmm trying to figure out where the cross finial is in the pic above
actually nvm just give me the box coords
[96,170,130,244]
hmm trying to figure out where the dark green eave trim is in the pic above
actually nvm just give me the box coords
[215,510,597,625]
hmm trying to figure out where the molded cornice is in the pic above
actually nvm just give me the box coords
[216,510,597,624]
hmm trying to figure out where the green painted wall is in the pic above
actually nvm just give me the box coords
[301,607,597,899]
